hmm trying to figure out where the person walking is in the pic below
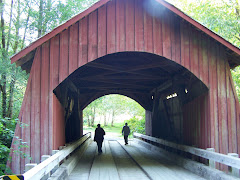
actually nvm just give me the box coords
[122,123,130,145]
[94,124,105,153]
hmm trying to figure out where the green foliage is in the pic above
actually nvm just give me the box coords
[126,117,145,135]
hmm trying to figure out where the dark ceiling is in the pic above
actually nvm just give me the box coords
[54,52,208,110]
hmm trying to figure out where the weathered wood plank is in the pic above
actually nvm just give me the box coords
[41,42,50,156]
[126,0,135,51]
[59,29,69,82]
[88,11,98,62]
[98,5,107,57]
[31,47,41,164]
[162,10,171,59]
[107,0,116,54]
[134,0,144,52]
[69,22,79,74]
[78,17,88,66]
[116,0,125,52]
[49,35,60,152]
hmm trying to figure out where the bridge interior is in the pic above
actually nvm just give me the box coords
[53,52,208,144]
[66,138,205,180]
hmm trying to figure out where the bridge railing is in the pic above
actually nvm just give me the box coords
[133,132,240,177]
[23,132,91,180]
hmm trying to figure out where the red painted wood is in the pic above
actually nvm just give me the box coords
[155,0,240,56]
[40,42,50,156]
[162,10,171,59]
[79,17,88,66]
[11,0,111,64]
[170,14,176,62]
[191,29,199,77]
[49,35,60,152]
[69,22,79,74]
[31,47,41,164]
[107,0,116,54]
[135,0,144,52]
[125,0,135,51]
[116,0,125,52]
[173,17,181,64]
[143,2,153,53]
[88,11,98,62]
[59,29,69,82]
[98,5,107,57]
[53,94,66,150]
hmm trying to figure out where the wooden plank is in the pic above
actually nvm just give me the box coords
[143,1,153,53]
[134,133,240,169]
[173,17,181,64]
[217,44,228,171]
[125,0,135,51]
[183,23,190,70]
[226,60,233,154]
[88,10,98,62]
[170,13,176,62]
[162,10,171,59]
[49,35,60,152]
[24,134,90,180]
[31,47,41,164]
[59,29,69,82]
[107,0,116,54]
[69,22,79,74]
[135,0,144,52]
[201,34,209,86]
[116,0,125,52]
[98,5,107,57]
[78,17,88,66]
[40,42,50,156]
[191,29,199,78]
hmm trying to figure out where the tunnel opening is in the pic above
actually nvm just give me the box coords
[82,94,145,140]
[53,52,208,146]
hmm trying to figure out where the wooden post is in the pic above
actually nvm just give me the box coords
[206,148,215,168]
[25,163,37,172]
[227,153,239,177]
[41,155,51,162]
[51,150,60,174]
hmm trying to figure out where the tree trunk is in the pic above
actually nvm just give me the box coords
[104,114,107,126]
[0,0,7,119]
[38,0,43,38]
[6,0,13,53]
[111,110,115,127]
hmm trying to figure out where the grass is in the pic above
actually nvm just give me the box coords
[83,122,129,138]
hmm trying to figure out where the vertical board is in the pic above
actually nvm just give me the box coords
[88,11,98,62]
[79,17,88,66]
[40,42,50,156]
[107,0,116,54]
[59,29,69,82]
[69,22,79,74]
[98,5,107,57]
[172,16,181,64]
[191,29,199,77]
[31,47,41,164]
[201,35,209,86]
[135,0,144,51]
[180,22,190,70]
[49,35,60,152]
[162,10,171,59]
[143,1,153,53]
[116,0,125,52]
[125,0,135,51]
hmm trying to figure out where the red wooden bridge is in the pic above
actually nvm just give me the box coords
[8,0,240,177]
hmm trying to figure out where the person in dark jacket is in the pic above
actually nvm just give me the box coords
[94,124,105,153]
[122,123,130,145]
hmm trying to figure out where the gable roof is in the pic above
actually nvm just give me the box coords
[11,0,240,71]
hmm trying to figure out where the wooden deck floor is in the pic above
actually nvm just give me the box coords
[68,140,206,180]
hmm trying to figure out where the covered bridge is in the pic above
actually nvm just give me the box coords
[9,0,240,174]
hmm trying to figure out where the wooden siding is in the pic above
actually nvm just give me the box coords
[9,0,240,173]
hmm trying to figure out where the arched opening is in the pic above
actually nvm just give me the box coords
[82,94,145,140]
[53,52,208,145]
